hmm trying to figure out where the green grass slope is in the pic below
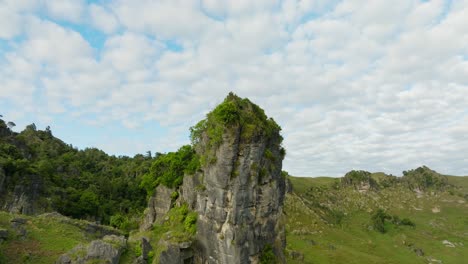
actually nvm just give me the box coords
[285,173,468,264]
[0,212,122,264]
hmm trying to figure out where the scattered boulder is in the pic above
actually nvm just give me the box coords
[427,257,443,263]
[56,235,126,264]
[413,248,424,256]
[0,228,8,241]
[287,250,304,261]
[11,218,27,225]
[158,240,193,264]
[442,240,455,248]
[10,218,27,238]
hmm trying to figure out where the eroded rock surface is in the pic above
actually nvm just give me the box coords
[56,235,126,264]
[141,94,287,264]
[140,185,174,231]
[182,95,286,264]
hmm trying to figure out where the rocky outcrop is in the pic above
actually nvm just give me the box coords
[402,166,450,191]
[141,94,287,263]
[341,170,378,192]
[140,185,175,231]
[56,235,126,264]
[134,237,153,264]
[158,240,194,264]
[182,94,286,263]
[1,174,45,215]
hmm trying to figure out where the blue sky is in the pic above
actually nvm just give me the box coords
[1,0,467,176]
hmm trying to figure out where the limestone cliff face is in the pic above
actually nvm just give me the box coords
[181,94,286,264]
[141,94,286,263]
[140,185,174,231]
[0,172,45,215]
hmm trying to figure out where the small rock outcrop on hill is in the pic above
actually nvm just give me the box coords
[402,166,450,191]
[57,235,126,264]
[143,93,287,263]
[341,170,378,192]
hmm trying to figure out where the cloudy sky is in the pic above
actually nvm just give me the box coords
[1,0,467,177]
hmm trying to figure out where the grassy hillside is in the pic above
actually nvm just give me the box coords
[0,212,122,264]
[285,172,468,264]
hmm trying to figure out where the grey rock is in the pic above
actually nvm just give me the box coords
[10,218,27,238]
[142,98,286,263]
[414,248,424,256]
[11,218,27,225]
[56,254,72,264]
[56,244,87,264]
[3,174,44,215]
[158,240,193,264]
[185,122,286,263]
[141,237,152,260]
[0,228,8,240]
[134,256,146,264]
[56,235,126,264]
[288,250,304,261]
[140,185,174,231]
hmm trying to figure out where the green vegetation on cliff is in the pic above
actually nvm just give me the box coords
[190,92,284,166]
[140,145,200,194]
[191,92,282,144]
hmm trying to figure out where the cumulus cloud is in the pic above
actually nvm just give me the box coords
[42,0,86,23]
[89,4,119,34]
[1,0,467,176]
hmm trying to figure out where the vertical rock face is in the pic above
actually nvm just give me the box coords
[140,185,174,231]
[182,94,286,263]
[1,174,44,215]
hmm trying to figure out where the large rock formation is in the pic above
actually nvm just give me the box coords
[1,174,44,215]
[146,93,287,263]
[140,185,175,231]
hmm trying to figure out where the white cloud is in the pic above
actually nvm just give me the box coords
[112,0,214,41]
[42,0,85,23]
[102,32,163,76]
[0,6,22,39]
[20,18,94,69]
[1,0,468,176]
[89,4,119,34]
[201,0,280,17]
